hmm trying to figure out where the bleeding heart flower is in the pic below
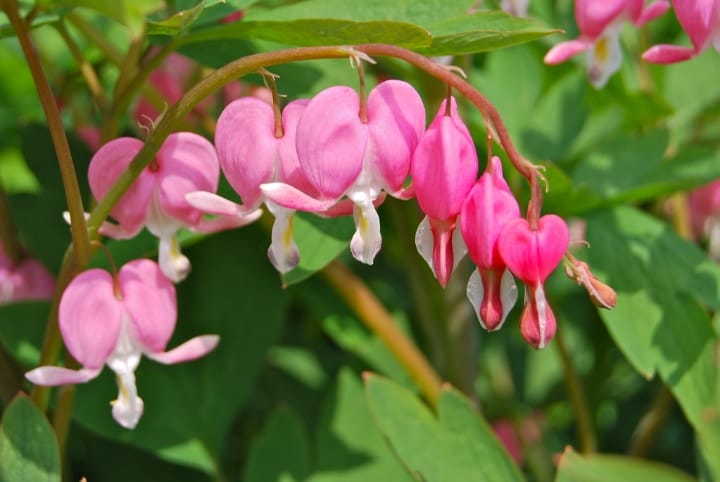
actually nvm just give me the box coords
[0,245,55,304]
[262,80,425,265]
[88,133,261,282]
[25,259,218,429]
[687,179,720,261]
[498,215,569,348]
[643,0,720,63]
[187,98,312,273]
[412,97,478,287]
[544,0,669,87]
[460,156,521,330]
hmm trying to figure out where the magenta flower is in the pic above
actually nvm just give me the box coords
[544,0,669,87]
[187,98,312,273]
[261,80,425,265]
[460,157,521,330]
[88,133,261,282]
[25,259,218,429]
[0,245,55,304]
[643,0,720,63]
[412,97,478,287]
[498,215,569,348]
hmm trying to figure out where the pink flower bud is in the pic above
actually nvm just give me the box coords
[412,97,478,286]
[460,157,521,330]
[0,246,55,304]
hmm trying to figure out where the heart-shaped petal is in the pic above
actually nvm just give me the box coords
[119,259,177,353]
[215,97,278,208]
[59,269,123,369]
[498,215,569,285]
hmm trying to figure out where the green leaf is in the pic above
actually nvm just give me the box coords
[70,226,288,475]
[282,213,354,286]
[244,406,311,482]
[555,447,696,482]
[0,394,60,482]
[44,0,164,36]
[176,18,431,49]
[365,374,525,482]
[418,12,560,56]
[585,206,720,478]
[308,368,415,482]
[146,0,208,36]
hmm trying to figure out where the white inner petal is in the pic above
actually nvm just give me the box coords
[106,315,144,429]
[533,284,548,349]
[586,27,622,88]
[415,216,435,276]
[266,201,300,274]
[158,235,191,283]
[348,191,382,265]
[500,268,518,327]
[466,269,487,330]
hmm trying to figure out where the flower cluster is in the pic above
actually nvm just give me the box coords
[0,245,55,304]
[28,65,614,428]
[544,0,669,87]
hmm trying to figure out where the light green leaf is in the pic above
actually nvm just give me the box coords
[0,394,60,482]
[308,368,415,482]
[282,213,354,286]
[555,447,696,482]
[365,374,525,482]
[146,0,207,36]
[586,206,720,479]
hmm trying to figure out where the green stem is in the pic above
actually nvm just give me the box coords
[322,261,444,406]
[555,326,597,453]
[1,0,92,268]
[56,22,108,110]
[0,183,24,263]
[66,11,124,66]
[628,385,674,456]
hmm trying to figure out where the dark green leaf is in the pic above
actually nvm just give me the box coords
[0,394,60,482]
[0,302,48,368]
[244,406,311,482]
[555,447,696,482]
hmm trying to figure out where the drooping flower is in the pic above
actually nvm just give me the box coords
[544,0,669,88]
[187,98,312,273]
[643,0,720,63]
[0,245,55,304]
[88,133,261,282]
[460,156,521,330]
[25,259,218,429]
[412,97,478,287]
[498,215,569,348]
[262,80,425,265]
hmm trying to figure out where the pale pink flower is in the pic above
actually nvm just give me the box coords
[688,179,720,260]
[187,98,312,273]
[25,259,218,429]
[643,0,720,63]
[88,133,260,282]
[498,215,569,348]
[262,80,425,265]
[544,0,669,87]
[412,97,477,287]
[460,157,521,330]
[0,245,55,304]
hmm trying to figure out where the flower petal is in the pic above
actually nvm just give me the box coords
[215,97,278,208]
[641,44,697,64]
[147,335,219,364]
[266,202,300,274]
[260,182,338,212]
[278,99,317,195]
[25,366,101,386]
[119,259,177,352]
[59,269,122,369]
[544,39,593,64]
[634,0,670,26]
[296,86,367,199]
[575,0,627,38]
[88,137,154,235]
[156,132,220,227]
[367,80,425,194]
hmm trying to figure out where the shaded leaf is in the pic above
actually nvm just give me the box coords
[555,447,696,482]
[0,394,60,482]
